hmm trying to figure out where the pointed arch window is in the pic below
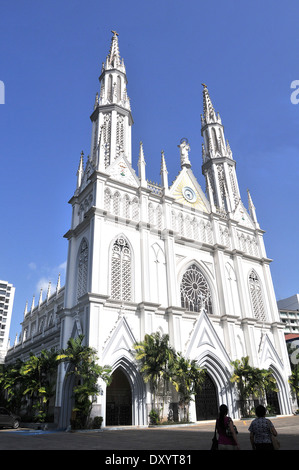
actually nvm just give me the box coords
[77,238,88,300]
[248,269,266,321]
[180,264,213,314]
[108,74,113,102]
[111,236,132,301]
[117,75,121,102]
[212,127,218,151]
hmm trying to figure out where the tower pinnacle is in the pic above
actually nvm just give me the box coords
[201,84,240,212]
[104,30,125,73]
[201,83,221,126]
[88,32,133,170]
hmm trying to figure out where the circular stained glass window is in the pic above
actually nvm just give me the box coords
[180,264,213,314]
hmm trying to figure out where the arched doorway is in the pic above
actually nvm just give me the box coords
[195,373,218,420]
[106,368,132,425]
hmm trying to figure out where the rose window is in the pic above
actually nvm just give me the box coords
[180,264,213,314]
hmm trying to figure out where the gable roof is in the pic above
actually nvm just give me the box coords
[169,167,210,213]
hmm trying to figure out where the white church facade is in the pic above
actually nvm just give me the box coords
[6,32,294,428]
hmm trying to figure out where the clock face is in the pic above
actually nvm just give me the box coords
[182,186,197,203]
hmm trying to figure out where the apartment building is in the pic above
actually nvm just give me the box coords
[278,294,299,334]
[0,281,15,363]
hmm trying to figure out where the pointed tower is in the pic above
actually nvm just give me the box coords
[89,31,133,170]
[138,141,147,187]
[201,84,240,213]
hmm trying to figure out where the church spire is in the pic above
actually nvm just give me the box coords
[202,84,220,125]
[89,31,133,170]
[201,84,240,213]
[138,141,147,187]
[76,151,84,189]
[160,150,169,193]
[105,30,123,70]
[247,189,259,228]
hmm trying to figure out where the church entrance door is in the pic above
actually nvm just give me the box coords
[195,373,218,420]
[106,368,132,425]
[266,388,281,415]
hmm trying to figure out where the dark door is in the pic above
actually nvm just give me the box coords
[195,374,218,420]
[266,389,281,415]
[106,369,132,425]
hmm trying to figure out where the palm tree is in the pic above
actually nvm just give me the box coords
[21,348,58,421]
[57,335,111,428]
[0,359,25,413]
[133,332,176,420]
[230,356,278,417]
[171,353,206,421]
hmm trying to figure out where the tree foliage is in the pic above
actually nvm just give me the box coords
[133,332,206,422]
[230,356,279,417]
[0,335,111,427]
[57,334,112,428]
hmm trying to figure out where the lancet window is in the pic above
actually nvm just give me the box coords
[111,236,132,301]
[77,238,88,300]
[248,269,266,321]
[180,264,213,314]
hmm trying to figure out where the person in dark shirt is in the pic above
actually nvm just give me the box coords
[248,405,278,450]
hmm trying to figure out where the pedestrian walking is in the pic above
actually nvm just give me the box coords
[215,404,240,450]
[248,404,279,450]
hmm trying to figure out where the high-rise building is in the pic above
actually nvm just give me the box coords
[5,32,294,427]
[0,280,15,363]
[278,295,299,334]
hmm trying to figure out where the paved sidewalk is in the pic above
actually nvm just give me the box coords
[0,415,298,451]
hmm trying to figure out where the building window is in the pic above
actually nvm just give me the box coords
[248,269,266,321]
[180,264,213,314]
[111,236,132,301]
[117,75,121,102]
[77,238,88,300]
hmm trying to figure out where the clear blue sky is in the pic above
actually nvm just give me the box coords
[1,0,299,342]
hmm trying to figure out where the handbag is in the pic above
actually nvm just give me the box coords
[268,419,280,450]
[211,423,218,450]
[271,433,280,450]
[225,418,238,438]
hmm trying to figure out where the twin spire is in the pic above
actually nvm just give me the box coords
[78,32,257,222]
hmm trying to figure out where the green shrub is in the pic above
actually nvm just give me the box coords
[92,416,103,428]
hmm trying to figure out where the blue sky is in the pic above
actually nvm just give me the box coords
[1,0,299,342]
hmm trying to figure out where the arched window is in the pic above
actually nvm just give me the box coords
[108,74,113,102]
[113,192,121,215]
[248,269,266,321]
[212,127,218,151]
[117,75,121,102]
[77,238,88,300]
[111,236,132,301]
[180,264,213,314]
[123,194,130,219]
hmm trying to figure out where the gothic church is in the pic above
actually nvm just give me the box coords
[6,32,294,428]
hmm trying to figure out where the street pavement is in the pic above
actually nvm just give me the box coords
[0,415,298,456]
